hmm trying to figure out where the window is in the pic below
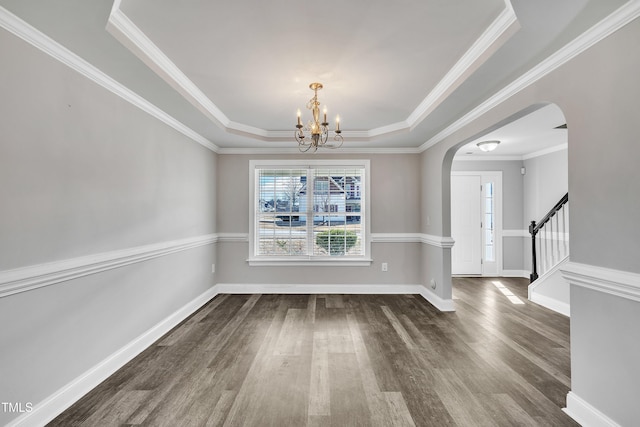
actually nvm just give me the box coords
[249,160,371,266]
[484,181,495,262]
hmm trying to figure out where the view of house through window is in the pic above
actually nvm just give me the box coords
[253,162,367,260]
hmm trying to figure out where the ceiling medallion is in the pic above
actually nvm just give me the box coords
[295,82,343,152]
[477,140,500,152]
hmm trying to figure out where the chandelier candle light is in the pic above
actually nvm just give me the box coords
[295,82,343,152]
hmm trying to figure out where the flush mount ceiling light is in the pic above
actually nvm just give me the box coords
[295,82,343,152]
[477,140,500,152]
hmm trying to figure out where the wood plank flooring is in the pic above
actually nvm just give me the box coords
[50,278,577,426]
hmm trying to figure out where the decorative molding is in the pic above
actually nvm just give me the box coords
[405,0,518,130]
[371,233,422,243]
[247,258,374,267]
[106,8,231,131]
[0,234,217,298]
[564,391,621,427]
[522,143,568,160]
[419,0,640,152]
[530,292,570,317]
[0,5,219,154]
[217,233,249,243]
[370,232,456,248]
[417,287,456,312]
[453,154,525,162]
[561,261,640,304]
[454,143,568,162]
[216,232,453,247]
[501,270,530,279]
[421,234,456,249]
[214,283,422,295]
[215,283,455,312]
[502,229,528,238]
[6,286,219,427]
[217,146,423,155]
[106,1,518,143]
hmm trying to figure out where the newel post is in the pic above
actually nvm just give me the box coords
[529,220,538,282]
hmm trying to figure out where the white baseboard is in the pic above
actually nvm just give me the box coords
[214,283,420,294]
[501,269,530,279]
[417,286,456,312]
[530,292,570,317]
[214,283,456,312]
[7,286,219,427]
[564,391,621,427]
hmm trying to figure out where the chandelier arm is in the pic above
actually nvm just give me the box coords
[295,82,343,151]
[298,142,313,153]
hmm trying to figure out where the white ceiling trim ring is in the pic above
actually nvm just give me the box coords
[420,0,640,152]
[106,1,518,142]
[0,5,219,153]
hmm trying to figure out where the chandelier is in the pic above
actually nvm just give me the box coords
[295,82,343,152]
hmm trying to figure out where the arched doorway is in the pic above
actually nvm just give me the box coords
[444,103,570,314]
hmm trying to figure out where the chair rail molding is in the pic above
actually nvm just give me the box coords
[0,234,218,298]
[561,261,640,303]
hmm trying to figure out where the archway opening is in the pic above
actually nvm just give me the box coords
[443,102,569,314]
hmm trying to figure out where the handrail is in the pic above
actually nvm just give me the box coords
[529,193,569,282]
[531,193,569,235]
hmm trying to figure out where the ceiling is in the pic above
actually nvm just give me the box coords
[0,0,628,154]
[455,103,567,160]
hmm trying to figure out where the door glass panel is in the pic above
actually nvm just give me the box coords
[484,182,495,262]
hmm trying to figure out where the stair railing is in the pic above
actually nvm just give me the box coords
[529,193,569,282]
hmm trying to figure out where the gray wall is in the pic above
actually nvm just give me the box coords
[0,26,217,426]
[523,148,569,272]
[523,148,568,222]
[451,159,525,271]
[216,153,422,286]
[421,17,640,425]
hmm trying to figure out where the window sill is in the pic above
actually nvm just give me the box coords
[247,257,373,267]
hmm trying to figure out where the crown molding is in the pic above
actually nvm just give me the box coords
[0,234,218,298]
[106,7,231,130]
[419,0,640,153]
[522,143,568,160]
[107,1,518,143]
[0,5,219,154]
[453,142,568,161]
[405,0,519,130]
[454,154,524,162]
[217,146,422,155]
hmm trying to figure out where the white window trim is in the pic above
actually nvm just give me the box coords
[248,159,372,266]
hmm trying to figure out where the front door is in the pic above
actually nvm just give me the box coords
[451,174,482,275]
[451,171,502,276]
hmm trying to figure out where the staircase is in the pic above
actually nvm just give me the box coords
[528,193,570,316]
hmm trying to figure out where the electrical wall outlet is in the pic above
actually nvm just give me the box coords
[381,262,388,272]
[211,263,216,273]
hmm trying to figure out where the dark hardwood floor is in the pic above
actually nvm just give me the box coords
[50,277,577,426]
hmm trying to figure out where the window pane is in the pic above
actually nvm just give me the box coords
[313,218,362,256]
[254,164,365,259]
[257,214,307,255]
[485,244,494,262]
[258,169,305,214]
